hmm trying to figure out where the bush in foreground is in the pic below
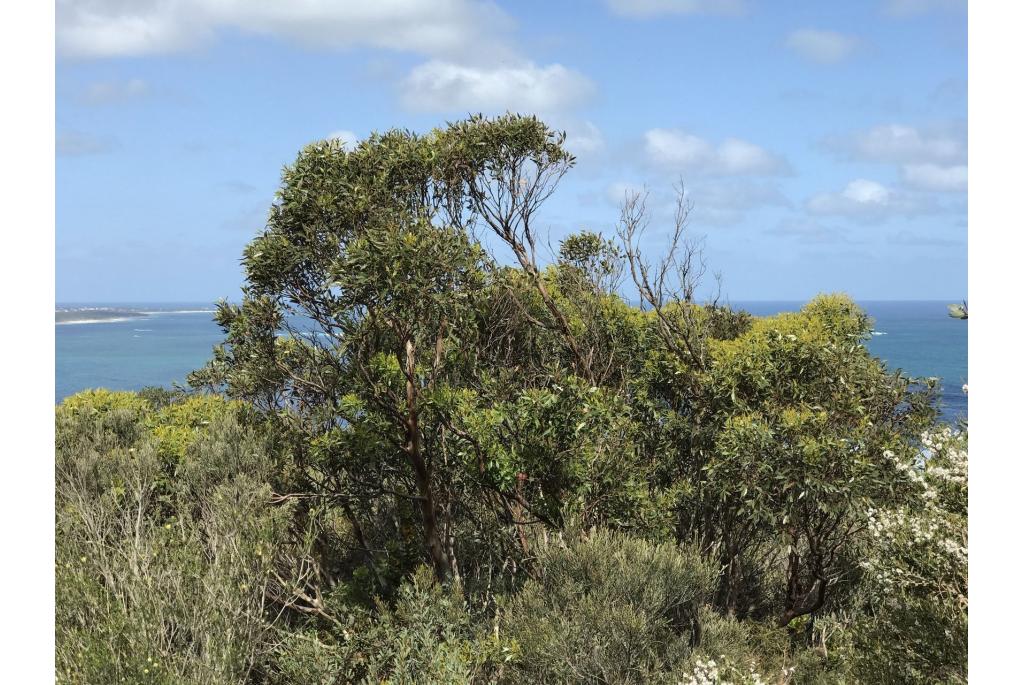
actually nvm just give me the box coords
[56,392,287,684]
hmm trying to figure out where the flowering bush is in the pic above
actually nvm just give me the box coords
[675,657,788,685]
[850,427,967,684]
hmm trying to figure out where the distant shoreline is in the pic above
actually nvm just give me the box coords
[55,308,215,325]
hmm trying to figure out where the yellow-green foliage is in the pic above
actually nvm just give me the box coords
[59,388,151,416]
[146,394,248,461]
[731,293,872,390]
[57,389,155,449]
[56,389,288,685]
[704,294,896,422]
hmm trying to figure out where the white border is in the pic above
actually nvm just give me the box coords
[1,0,56,678]
[969,1,1023,680]
[19,0,1011,679]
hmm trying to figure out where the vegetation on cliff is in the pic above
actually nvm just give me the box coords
[56,115,966,684]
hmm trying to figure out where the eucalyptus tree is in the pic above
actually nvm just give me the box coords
[191,115,583,585]
[191,111,945,639]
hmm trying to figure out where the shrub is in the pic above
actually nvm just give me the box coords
[500,526,715,683]
[57,388,152,449]
[847,427,968,684]
[55,116,965,682]
[56,392,289,684]
[268,566,511,684]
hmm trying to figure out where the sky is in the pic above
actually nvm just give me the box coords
[56,0,967,303]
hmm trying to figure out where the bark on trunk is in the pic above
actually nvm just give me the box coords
[778,529,827,627]
[404,337,452,582]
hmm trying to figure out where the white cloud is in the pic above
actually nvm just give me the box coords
[646,130,712,166]
[401,60,595,113]
[824,123,967,194]
[844,179,890,204]
[604,0,746,18]
[327,130,360,150]
[808,179,889,213]
[768,217,852,244]
[806,179,933,221]
[644,128,787,176]
[717,139,782,174]
[882,0,966,17]
[826,122,966,165]
[58,1,596,116]
[57,0,514,62]
[57,130,116,156]
[785,29,858,64]
[602,179,787,227]
[57,1,208,57]
[902,164,967,192]
[564,121,605,156]
[605,181,647,206]
[79,78,149,104]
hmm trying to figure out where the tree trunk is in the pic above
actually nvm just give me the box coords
[404,337,452,582]
[778,530,827,627]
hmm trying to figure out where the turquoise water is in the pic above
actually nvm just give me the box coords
[55,300,967,422]
[56,304,224,402]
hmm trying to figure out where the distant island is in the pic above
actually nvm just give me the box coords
[55,305,217,325]
[55,307,150,325]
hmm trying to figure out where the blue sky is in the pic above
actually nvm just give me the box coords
[56,0,967,302]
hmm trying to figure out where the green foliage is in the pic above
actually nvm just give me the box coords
[450,377,669,531]
[269,567,510,684]
[847,427,968,683]
[437,112,575,194]
[557,230,623,292]
[56,393,289,684]
[688,608,789,674]
[500,527,715,683]
[137,385,182,409]
[665,294,938,623]
[57,116,964,683]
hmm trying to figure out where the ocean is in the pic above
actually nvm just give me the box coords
[56,303,224,403]
[55,300,967,422]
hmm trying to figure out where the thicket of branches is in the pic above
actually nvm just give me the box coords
[56,115,966,684]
